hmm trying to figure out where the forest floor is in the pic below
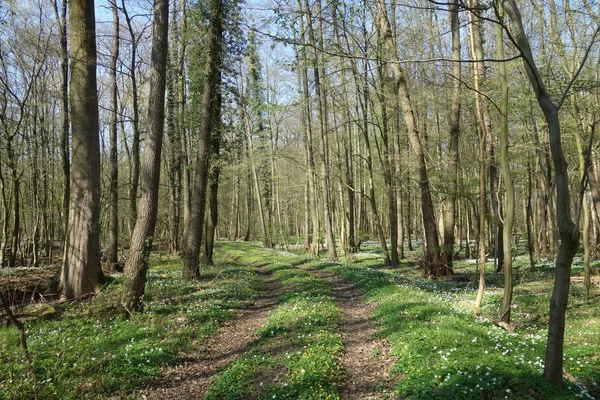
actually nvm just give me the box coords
[1,241,599,399]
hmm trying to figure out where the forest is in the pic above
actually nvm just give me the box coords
[0,0,599,398]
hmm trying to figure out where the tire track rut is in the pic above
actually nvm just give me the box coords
[305,267,397,399]
[140,266,282,399]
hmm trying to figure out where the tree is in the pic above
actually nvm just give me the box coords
[107,0,120,269]
[123,0,169,311]
[496,4,515,324]
[243,30,273,248]
[121,0,143,233]
[165,0,184,254]
[51,0,70,239]
[376,0,443,275]
[501,0,593,387]
[468,0,489,311]
[441,0,461,273]
[183,0,224,279]
[59,0,103,298]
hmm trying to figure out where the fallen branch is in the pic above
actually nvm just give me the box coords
[1,291,31,362]
[460,300,514,333]
[493,320,515,334]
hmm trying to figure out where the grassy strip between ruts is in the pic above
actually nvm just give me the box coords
[205,247,344,400]
[0,253,263,399]
[309,256,599,400]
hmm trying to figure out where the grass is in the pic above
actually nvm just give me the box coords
[0,252,262,399]
[1,240,598,399]
[306,247,600,400]
[205,246,344,399]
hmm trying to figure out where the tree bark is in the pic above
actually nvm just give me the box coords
[59,0,103,299]
[295,3,319,255]
[442,0,461,274]
[165,0,182,254]
[183,0,223,279]
[306,0,337,261]
[123,0,169,311]
[497,10,514,323]
[202,106,221,265]
[469,0,487,311]
[502,0,580,387]
[107,0,120,268]
[51,0,70,240]
[122,0,142,233]
[376,0,441,274]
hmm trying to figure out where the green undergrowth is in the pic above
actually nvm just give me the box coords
[310,255,599,400]
[0,252,262,399]
[205,246,344,400]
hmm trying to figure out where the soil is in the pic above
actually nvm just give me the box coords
[138,263,397,399]
[305,268,398,400]
[138,266,283,399]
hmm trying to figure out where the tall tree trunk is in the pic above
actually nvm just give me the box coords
[295,5,319,255]
[503,0,580,387]
[306,0,337,261]
[6,140,20,268]
[123,0,169,311]
[244,109,271,247]
[183,0,223,279]
[469,0,488,311]
[376,0,441,274]
[107,0,120,269]
[442,0,461,274]
[165,0,182,254]
[202,112,221,265]
[575,129,592,302]
[51,0,70,241]
[0,159,9,268]
[497,11,514,323]
[245,31,272,248]
[243,170,252,241]
[375,59,399,266]
[526,159,536,268]
[122,0,141,232]
[179,1,191,244]
[59,0,103,299]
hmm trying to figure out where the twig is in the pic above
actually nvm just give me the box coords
[1,291,31,363]
[493,320,514,334]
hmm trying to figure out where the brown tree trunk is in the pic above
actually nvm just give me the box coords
[497,12,514,323]
[51,0,70,240]
[306,0,337,261]
[122,0,141,232]
[295,4,319,255]
[469,0,487,311]
[442,0,461,274]
[376,0,441,274]
[202,90,222,265]
[59,0,103,299]
[123,0,169,311]
[183,0,223,279]
[107,0,120,268]
[6,140,20,268]
[165,0,182,254]
[503,0,580,387]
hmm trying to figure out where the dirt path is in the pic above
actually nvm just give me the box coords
[139,266,282,399]
[306,268,397,399]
